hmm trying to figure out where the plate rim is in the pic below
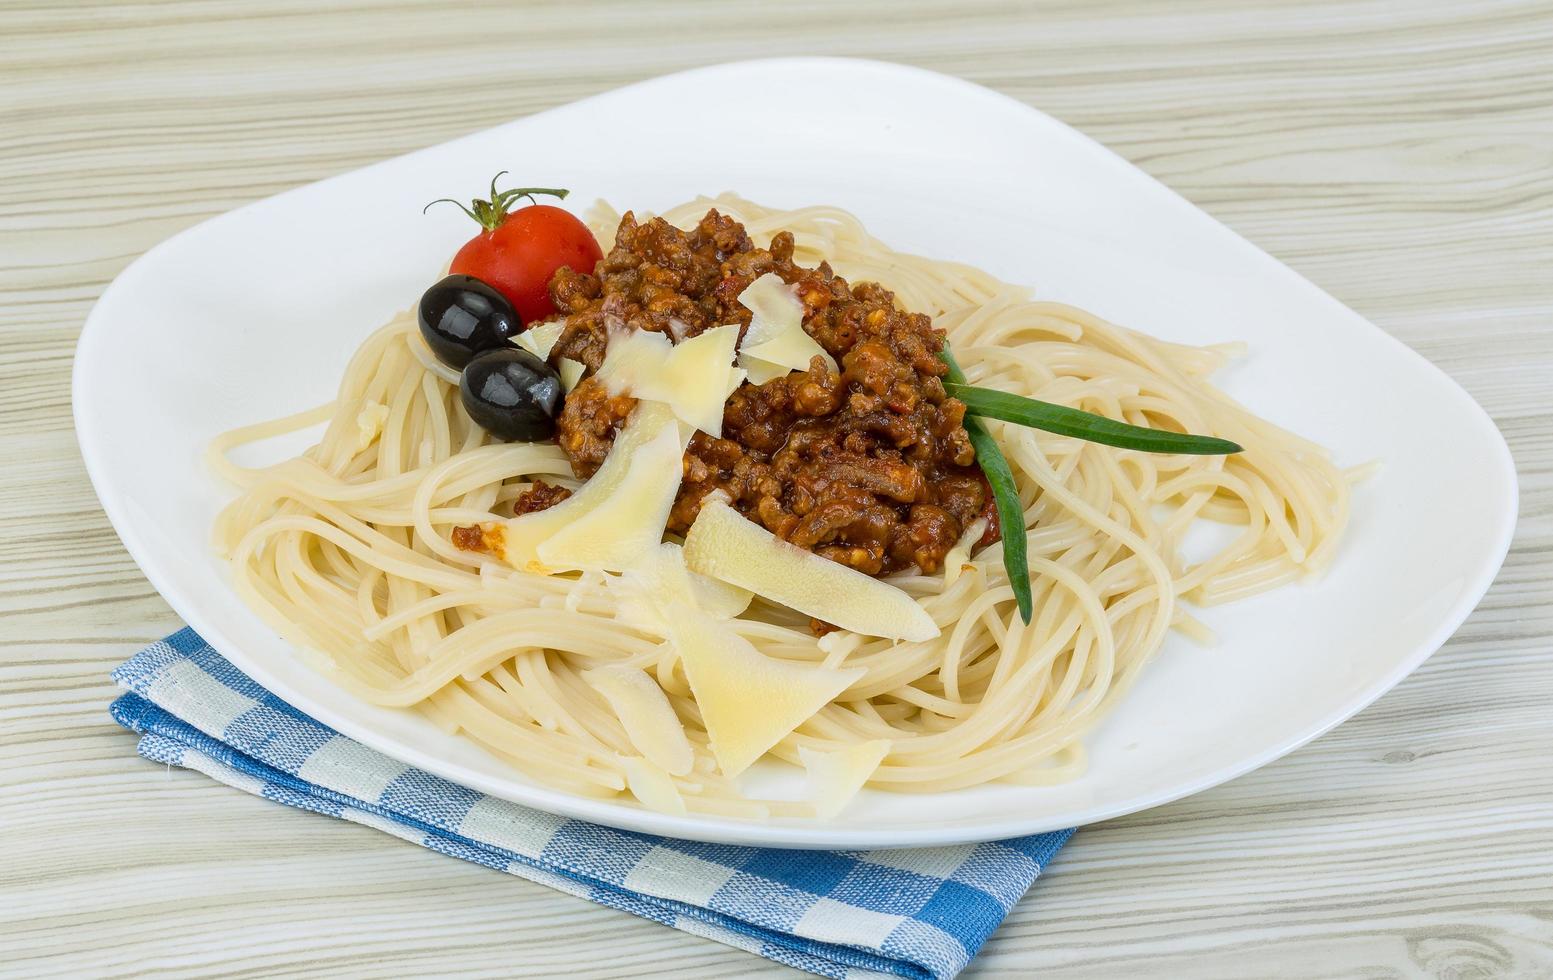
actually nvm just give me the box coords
[74,56,1520,848]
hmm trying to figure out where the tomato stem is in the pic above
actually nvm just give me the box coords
[424,172,570,231]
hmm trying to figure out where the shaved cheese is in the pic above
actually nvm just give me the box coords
[643,324,744,434]
[682,495,940,642]
[800,740,890,818]
[740,354,795,386]
[595,326,672,391]
[738,273,805,348]
[668,607,862,778]
[536,412,688,572]
[683,559,753,619]
[617,542,753,633]
[514,320,565,360]
[736,273,837,381]
[584,666,693,775]
[740,335,834,378]
[497,401,684,571]
[557,357,586,392]
[355,401,389,451]
[942,518,988,588]
[619,756,687,815]
[596,324,744,436]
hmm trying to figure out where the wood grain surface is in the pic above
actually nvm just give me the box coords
[2,1,1550,977]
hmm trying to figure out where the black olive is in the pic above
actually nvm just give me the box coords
[418,274,521,368]
[460,348,564,442]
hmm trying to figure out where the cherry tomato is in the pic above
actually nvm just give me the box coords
[429,174,602,324]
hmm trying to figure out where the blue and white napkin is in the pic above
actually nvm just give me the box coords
[110,628,1072,979]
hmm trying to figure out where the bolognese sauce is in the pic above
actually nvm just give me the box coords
[533,209,997,577]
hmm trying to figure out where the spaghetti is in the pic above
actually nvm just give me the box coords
[210,195,1354,816]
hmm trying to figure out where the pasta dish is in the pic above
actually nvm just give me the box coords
[211,179,1354,818]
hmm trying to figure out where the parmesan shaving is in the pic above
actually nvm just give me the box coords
[514,320,565,360]
[557,357,585,392]
[617,542,753,634]
[584,666,695,776]
[740,353,796,386]
[668,606,863,778]
[800,740,891,818]
[942,518,988,588]
[619,756,687,815]
[535,413,688,572]
[683,495,941,642]
[596,323,745,436]
[735,273,837,381]
[496,401,685,571]
[354,402,389,451]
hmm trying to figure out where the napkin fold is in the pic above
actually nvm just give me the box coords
[109,628,1071,980]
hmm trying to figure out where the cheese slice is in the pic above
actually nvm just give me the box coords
[557,357,586,392]
[617,542,753,634]
[595,325,672,391]
[595,323,745,437]
[498,401,684,571]
[799,740,891,818]
[355,401,389,452]
[736,273,837,381]
[738,273,805,348]
[740,353,796,386]
[668,607,862,778]
[942,518,988,588]
[583,666,693,776]
[640,324,744,435]
[619,756,687,815]
[536,412,688,572]
[514,319,565,360]
[682,495,941,642]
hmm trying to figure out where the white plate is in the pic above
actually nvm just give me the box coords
[74,58,1517,848]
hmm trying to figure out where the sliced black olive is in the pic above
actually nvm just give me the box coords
[419,274,521,369]
[460,348,564,442]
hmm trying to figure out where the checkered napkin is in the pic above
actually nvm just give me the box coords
[109,628,1071,979]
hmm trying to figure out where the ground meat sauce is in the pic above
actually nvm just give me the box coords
[536,208,995,576]
[451,521,502,556]
[510,479,572,516]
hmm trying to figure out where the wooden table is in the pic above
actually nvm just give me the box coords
[4,1,1550,975]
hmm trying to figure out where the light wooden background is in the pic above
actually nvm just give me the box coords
[3,1,1550,977]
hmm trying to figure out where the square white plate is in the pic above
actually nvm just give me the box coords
[74,58,1517,848]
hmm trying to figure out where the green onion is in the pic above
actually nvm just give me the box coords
[938,345,1242,624]
[941,349,1033,624]
[943,382,1243,456]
